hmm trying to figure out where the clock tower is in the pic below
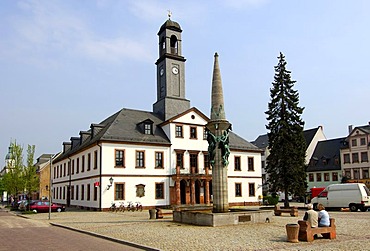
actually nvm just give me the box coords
[153,17,190,120]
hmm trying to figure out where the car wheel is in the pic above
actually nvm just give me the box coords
[32,209,37,213]
[349,204,358,212]
[57,208,62,212]
[360,207,367,212]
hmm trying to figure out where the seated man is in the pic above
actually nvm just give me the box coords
[303,204,318,228]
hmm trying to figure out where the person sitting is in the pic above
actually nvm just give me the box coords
[303,204,318,228]
[318,203,330,227]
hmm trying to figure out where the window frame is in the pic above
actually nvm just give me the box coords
[234,156,241,171]
[248,157,254,171]
[114,183,125,200]
[190,126,197,139]
[248,183,255,197]
[235,183,242,197]
[155,182,164,199]
[136,150,145,168]
[155,151,164,169]
[175,125,183,138]
[115,149,125,168]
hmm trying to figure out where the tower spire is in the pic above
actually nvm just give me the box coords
[211,52,226,121]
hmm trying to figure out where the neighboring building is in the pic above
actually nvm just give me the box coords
[341,123,370,187]
[51,18,263,210]
[252,126,326,190]
[0,146,13,202]
[306,137,346,190]
[35,153,55,200]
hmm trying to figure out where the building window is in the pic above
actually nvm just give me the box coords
[361,152,368,162]
[76,158,80,174]
[190,153,198,173]
[93,186,98,201]
[344,169,351,179]
[87,153,91,171]
[144,123,152,135]
[155,152,163,168]
[332,172,338,181]
[249,183,255,197]
[81,155,85,172]
[234,156,241,171]
[94,150,98,169]
[87,184,91,201]
[67,161,70,175]
[72,160,75,174]
[343,154,350,164]
[115,183,125,200]
[248,157,254,171]
[63,186,65,200]
[352,153,359,163]
[115,150,125,167]
[71,186,74,200]
[360,137,366,146]
[334,157,339,165]
[176,152,184,169]
[204,154,210,169]
[363,169,369,179]
[175,125,183,138]
[235,183,242,197]
[316,173,322,182]
[352,139,357,147]
[309,173,314,182]
[136,151,145,168]
[203,128,208,140]
[76,185,79,200]
[63,163,66,177]
[324,173,330,181]
[81,184,85,201]
[155,183,164,199]
[354,169,360,179]
[190,126,197,139]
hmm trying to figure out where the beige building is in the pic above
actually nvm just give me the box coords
[341,123,370,185]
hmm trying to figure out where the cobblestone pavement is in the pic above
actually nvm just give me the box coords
[3,204,370,251]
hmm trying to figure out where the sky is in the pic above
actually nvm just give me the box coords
[1,0,369,162]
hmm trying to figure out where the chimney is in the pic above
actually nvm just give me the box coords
[348,125,353,134]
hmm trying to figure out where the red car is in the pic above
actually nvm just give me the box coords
[29,201,65,213]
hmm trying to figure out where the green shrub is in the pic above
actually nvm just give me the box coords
[263,195,279,205]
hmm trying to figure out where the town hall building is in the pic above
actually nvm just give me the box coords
[51,18,263,210]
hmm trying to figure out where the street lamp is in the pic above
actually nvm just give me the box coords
[107,177,114,190]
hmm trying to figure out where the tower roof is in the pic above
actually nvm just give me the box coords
[158,18,182,34]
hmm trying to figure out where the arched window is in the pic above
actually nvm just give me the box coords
[160,37,165,55]
[170,35,178,54]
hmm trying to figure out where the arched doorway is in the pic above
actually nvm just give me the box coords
[180,180,187,204]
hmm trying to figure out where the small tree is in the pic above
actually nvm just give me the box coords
[265,52,307,208]
[24,144,38,210]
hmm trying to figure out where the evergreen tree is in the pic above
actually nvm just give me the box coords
[265,52,307,208]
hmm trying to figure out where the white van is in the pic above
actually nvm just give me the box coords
[311,183,370,212]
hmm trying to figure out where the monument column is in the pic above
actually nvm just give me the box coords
[206,53,231,213]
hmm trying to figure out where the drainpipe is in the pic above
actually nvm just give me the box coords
[98,142,102,211]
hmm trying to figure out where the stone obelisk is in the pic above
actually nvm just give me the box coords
[206,53,232,213]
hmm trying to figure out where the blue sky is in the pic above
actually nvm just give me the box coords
[1,0,369,161]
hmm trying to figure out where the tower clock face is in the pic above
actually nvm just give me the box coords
[172,67,179,75]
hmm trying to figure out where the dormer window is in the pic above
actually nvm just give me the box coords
[144,123,152,135]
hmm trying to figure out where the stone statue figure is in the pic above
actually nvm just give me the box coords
[207,129,217,166]
[219,130,230,166]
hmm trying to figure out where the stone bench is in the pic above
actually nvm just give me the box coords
[298,218,336,242]
[274,205,298,217]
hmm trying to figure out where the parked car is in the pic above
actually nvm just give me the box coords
[29,200,65,213]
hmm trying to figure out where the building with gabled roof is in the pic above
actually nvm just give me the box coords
[51,18,263,210]
[307,137,346,190]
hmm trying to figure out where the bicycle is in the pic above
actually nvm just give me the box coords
[109,202,117,212]
[127,201,135,212]
[135,201,143,211]
[118,201,125,212]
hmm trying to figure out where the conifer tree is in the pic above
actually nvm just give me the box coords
[265,52,307,208]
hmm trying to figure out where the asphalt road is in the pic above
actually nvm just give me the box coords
[0,211,145,251]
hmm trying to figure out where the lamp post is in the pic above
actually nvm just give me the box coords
[107,177,114,190]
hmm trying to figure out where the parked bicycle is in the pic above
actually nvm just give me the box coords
[109,202,117,212]
[135,201,143,211]
[118,201,125,212]
[127,201,135,212]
